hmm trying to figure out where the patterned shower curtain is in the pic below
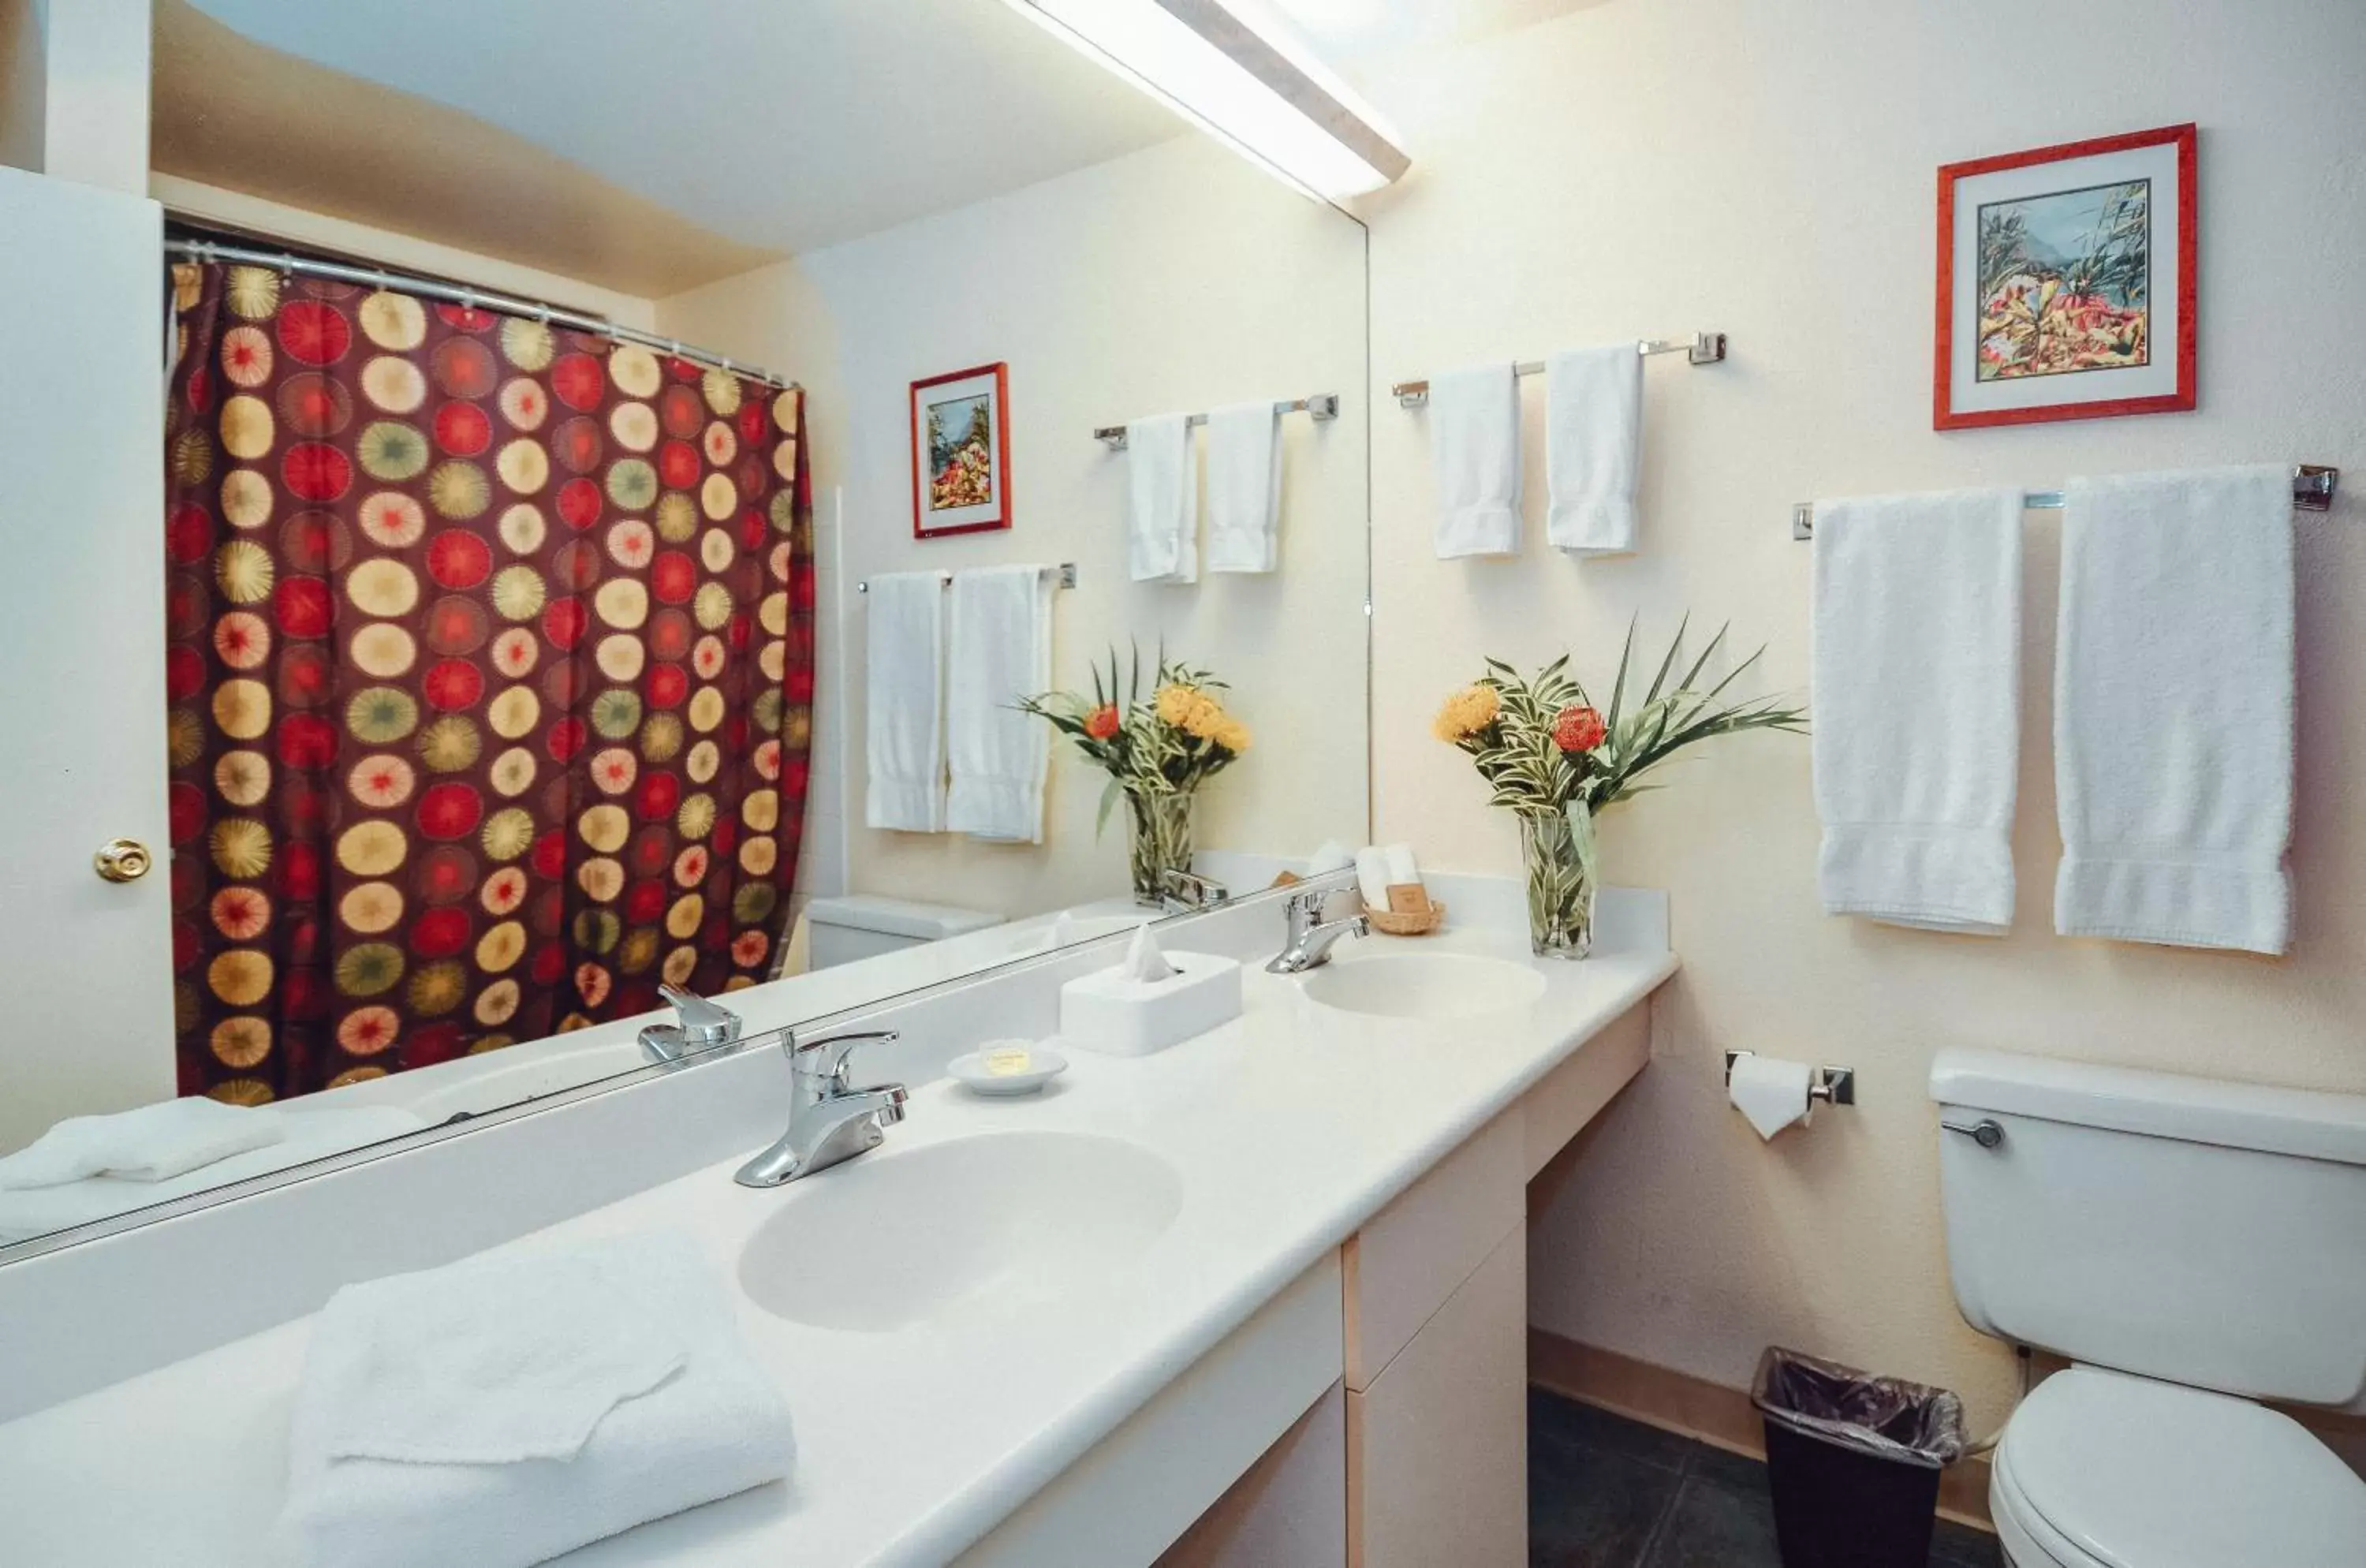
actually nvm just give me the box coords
[162,256,815,1103]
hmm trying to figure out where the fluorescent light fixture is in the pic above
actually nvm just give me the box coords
[998,0,1410,202]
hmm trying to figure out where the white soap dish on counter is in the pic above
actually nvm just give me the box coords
[947,1043,1070,1096]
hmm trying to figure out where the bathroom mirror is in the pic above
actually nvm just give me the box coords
[0,0,1369,1256]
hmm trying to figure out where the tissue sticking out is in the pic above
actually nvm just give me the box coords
[1121,923,1181,984]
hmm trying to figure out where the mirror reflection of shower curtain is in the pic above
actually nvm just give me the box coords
[162,254,815,1103]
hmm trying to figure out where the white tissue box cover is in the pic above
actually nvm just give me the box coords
[1059,950,1244,1057]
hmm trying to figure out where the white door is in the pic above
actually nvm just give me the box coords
[0,167,175,1151]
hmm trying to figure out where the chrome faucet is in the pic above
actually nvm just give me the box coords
[1158,867,1231,915]
[639,983,743,1065]
[733,1028,909,1189]
[1265,887,1369,974]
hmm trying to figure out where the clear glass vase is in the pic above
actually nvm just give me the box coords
[1125,788,1196,907]
[1519,806,1598,959]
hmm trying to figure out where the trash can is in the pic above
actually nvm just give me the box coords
[1750,1346,1969,1568]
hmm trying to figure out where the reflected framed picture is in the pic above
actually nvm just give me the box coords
[1935,122,2196,429]
[909,362,1011,538]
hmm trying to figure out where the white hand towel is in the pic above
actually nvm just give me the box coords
[277,1230,795,1568]
[864,571,946,832]
[1812,487,2022,933]
[1353,846,1392,908]
[1429,363,1521,558]
[946,565,1054,842]
[0,1096,282,1189]
[1205,399,1282,573]
[2055,466,2296,954]
[1381,843,1423,892]
[0,1106,424,1245]
[1545,345,1643,555]
[1127,413,1197,583]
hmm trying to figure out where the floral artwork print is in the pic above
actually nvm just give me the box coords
[1976,180,2150,380]
[925,393,994,510]
[163,257,816,1103]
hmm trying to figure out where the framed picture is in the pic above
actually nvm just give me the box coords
[909,362,1011,537]
[1935,122,2196,430]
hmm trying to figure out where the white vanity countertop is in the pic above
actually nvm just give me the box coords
[0,914,1676,1567]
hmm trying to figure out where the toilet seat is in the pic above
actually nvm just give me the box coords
[1990,1367,2366,1568]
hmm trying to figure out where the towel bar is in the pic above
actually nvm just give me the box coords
[1390,332,1727,407]
[1095,394,1339,448]
[855,563,1077,594]
[1789,465,2340,539]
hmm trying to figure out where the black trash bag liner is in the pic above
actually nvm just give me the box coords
[1750,1346,1969,1471]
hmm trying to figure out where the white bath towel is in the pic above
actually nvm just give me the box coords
[1812,487,2022,933]
[277,1230,795,1568]
[864,571,947,832]
[1127,413,1197,583]
[946,565,1054,842]
[0,1096,282,1189]
[1429,364,1521,558]
[1205,400,1282,573]
[0,1106,426,1245]
[2055,466,2296,954]
[1545,345,1643,556]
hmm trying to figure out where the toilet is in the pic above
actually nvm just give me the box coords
[1930,1049,2366,1567]
[803,894,1002,970]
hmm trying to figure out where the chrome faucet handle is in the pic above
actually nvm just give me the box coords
[1158,868,1230,913]
[657,983,742,1047]
[787,1028,900,1094]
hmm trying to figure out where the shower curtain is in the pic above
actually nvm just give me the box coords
[162,256,815,1102]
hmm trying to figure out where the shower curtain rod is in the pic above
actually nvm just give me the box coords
[163,235,798,393]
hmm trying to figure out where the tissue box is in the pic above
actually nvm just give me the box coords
[1059,951,1243,1058]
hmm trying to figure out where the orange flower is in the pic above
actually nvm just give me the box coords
[1084,704,1121,740]
[1554,704,1607,752]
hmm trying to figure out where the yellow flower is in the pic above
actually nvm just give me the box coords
[1214,719,1252,754]
[1154,683,1197,726]
[1432,683,1501,742]
[1182,693,1229,741]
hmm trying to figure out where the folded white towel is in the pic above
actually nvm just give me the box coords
[1127,413,1197,583]
[1381,843,1423,892]
[1545,345,1642,556]
[1353,846,1392,909]
[946,565,1053,843]
[1205,400,1282,573]
[1429,364,1521,558]
[1812,487,2022,933]
[277,1230,794,1568]
[0,1106,426,1244]
[864,571,946,832]
[0,1096,282,1189]
[2055,466,2296,954]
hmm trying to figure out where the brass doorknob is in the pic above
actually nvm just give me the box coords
[94,838,153,883]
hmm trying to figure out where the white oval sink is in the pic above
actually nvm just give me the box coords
[1298,952,1547,1021]
[737,1132,1183,1332]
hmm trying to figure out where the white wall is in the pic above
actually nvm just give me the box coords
[659,133,1369,924]
[1357,0,2366,1433]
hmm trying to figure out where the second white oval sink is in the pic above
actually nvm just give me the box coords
[1299,952,1547,1021]
[737,1131,1182,1332]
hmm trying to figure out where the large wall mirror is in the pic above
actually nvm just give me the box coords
[0,0,1369,1256]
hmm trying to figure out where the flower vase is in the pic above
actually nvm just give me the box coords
[1125,788,1196,907]
[1519,806,1597,958]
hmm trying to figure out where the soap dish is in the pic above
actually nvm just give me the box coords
[947,1044,1069,1096]
[1366,883,1446,936]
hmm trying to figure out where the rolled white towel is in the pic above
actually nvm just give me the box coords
[277,1230,794,1568]
[1353,847,1392,909]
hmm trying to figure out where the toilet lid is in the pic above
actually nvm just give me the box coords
[1998,1368,2366,1568]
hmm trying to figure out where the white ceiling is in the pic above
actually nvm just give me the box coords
[181,0,1189,259]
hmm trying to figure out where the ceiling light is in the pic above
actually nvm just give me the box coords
[998,0,1409,203]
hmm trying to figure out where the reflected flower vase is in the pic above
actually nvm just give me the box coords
[1519,806,1598,959]
[1125,788,1196,907]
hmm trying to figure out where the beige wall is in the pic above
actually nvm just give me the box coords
[1357,0,2366,1433]
[659,132,1370,923]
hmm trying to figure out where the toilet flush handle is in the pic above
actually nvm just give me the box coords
[1941,1117,2005,1150]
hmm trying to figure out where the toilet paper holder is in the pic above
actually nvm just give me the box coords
[1724,1050,1855,1107]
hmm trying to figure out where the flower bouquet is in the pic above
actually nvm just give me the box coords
[1020,647,1250,905]
[1433,620,1805,957]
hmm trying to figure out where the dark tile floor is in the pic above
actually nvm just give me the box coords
[1530,1389,2001,1568]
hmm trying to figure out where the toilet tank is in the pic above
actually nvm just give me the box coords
[1930,1048,2366,1408]
[805,894,1002,970]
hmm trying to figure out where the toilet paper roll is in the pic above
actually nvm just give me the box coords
[1729,1053,1814,1141]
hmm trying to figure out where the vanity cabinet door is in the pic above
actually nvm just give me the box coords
[1347,1222,1528,1568]
[0,168,174,1151]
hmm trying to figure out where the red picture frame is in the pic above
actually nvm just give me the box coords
[1935,123,2196,430]
[909,362,1012,538]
